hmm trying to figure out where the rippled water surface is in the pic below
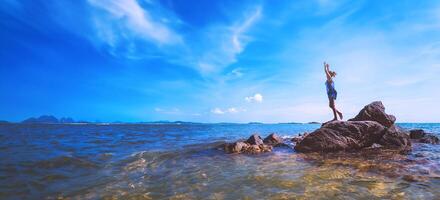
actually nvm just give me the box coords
[1,123,439,199]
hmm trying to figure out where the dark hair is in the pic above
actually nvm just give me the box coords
[330,71,337,77]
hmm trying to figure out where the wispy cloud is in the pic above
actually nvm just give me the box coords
[88,0,182,57]
[211,107,245,115]
[194,6,262,75]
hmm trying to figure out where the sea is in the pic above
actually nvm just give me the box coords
[0,123,439,199]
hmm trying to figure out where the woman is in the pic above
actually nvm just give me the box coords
[324,62,343,121]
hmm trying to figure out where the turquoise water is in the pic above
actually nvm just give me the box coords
[0,123,439,199]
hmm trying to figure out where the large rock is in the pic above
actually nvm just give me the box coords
[263,133,283,146]
[349,101,396,128]
[295,121,386,153]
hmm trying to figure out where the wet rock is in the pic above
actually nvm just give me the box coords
[246,134,264,146]
[224,141,249,154]
[349,101,396,128]
[295,121,386,153]
[263,133,283,146]
[409,129,440,144]
[223,134,274,154]
[409,129,425,139]
[378,125,411,153]
[243,144,272,154]
[291,132,308,143]
[419,135,440,144]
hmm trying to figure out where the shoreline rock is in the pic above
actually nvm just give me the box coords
[409,129,439,144]
[295,101,412,153]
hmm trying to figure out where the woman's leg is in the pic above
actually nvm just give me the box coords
[329,98,338,120]
[334,103,343,120]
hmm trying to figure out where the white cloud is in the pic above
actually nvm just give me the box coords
[245,93,263,103]
[211,107,245,115]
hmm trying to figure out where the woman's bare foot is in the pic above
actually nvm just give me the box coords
[337,111,343,120]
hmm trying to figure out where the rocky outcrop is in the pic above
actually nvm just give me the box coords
[295,101,411,153]
[263,133,283,146]
[294,121,386,152]
[409,129,439,144]
[349,101,396,128]
[223,134,273,154]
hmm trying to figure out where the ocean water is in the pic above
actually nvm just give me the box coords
[0,123,439,199]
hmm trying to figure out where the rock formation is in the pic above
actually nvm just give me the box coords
[295,101,412,153]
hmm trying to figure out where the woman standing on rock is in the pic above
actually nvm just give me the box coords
[324,62,343,121]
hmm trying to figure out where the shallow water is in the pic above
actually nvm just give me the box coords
[0,123,439,199]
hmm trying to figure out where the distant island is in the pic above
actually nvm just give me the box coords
[1,116,323,125]
[21,115,79,124]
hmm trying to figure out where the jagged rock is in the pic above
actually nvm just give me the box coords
[223,134,277,154]
[409,129,440,144]
[295,121,386,153]
[246,134,264,145]
[295,102,413,153]
[263,133,283,145]
[349,101,396,128]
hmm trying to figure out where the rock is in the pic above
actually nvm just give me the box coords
[246,134,264,146]
[263,133,283,146]
[378,125,412,153]
[409,129,426,139]
[243,144,273,154]
[224,141,249,154]
[223,134,279,154]
[291,132,308,143]
[409,129,440,144]
[295,121,386,153]
[349,101,396,128]
[419,135,440,144]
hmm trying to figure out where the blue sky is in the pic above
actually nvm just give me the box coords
[1,0,440,123]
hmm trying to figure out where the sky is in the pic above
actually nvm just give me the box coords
[1,0,440,123]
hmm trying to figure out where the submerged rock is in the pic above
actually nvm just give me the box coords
[349,101,396,128]
[409,129,440,144]
[263,133,283,146]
